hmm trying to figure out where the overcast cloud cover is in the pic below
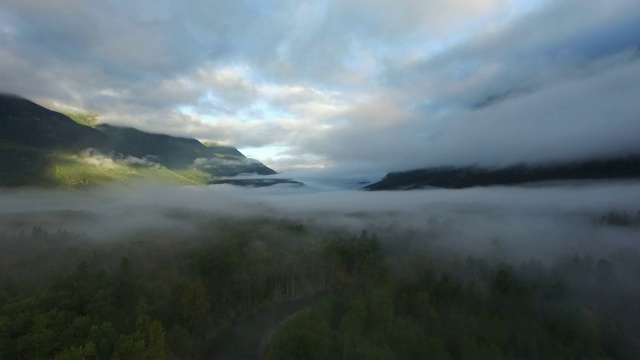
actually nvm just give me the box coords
[1,0,639,174]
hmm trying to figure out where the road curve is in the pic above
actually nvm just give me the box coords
[202,290,332,360]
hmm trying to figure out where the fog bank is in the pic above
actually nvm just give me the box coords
[1,181,639,262]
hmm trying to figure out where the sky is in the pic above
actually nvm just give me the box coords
[1,0,639,175]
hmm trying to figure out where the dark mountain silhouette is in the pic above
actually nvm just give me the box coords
[364,157,640,190]
[0,94,109,150]
[210,178,304,188]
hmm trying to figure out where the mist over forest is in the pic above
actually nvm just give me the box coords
[3,181,640,259]
[2,181,640,358]
[2,0,640,358]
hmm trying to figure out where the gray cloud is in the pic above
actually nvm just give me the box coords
[304,60,640,173]
[0,1,639,173]
[193,156,261,168]
[382,1,640,111]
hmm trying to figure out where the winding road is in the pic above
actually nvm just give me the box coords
[202,291,332,359]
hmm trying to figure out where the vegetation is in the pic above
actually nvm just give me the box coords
[599,209,640,227]
[0,144,215,188]
[1,218,640,359]
[0,141,52,186]
[46,152,212,188]
[267,254,640,359]
[0,218,353,358]
[62,112,99,128]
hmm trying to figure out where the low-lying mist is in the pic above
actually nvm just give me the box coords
[3,180,640,359]
[1,180,639,263]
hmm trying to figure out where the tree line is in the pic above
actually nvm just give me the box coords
[1,219,640,358]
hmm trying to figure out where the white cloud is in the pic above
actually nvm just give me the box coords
[77,149,118,170]
[75,148,161,169]
[121,155,161,168]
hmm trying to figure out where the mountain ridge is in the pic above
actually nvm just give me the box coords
[0,94,275,187]
[364,156,640,190]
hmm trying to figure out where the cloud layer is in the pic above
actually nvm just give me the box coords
[1,181,640,262]
[1,1,639,173]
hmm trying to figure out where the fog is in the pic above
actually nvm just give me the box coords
[3,181,640,358]
[2,180,639,263]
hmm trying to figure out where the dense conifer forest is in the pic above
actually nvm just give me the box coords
[1,214,639,359]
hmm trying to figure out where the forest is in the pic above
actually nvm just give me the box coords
[1,210,639,359]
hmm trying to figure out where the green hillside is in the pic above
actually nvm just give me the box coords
[62,112,98,128]
[47,152,212,188]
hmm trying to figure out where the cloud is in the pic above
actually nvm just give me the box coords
[303,60,640,172]
[1,1,639,173]
[121,155,162,168]
[381,2,640,110]
[1,181,640,262]
[193,156,261,168]
[77,149,118,170]
[76,148,161,169]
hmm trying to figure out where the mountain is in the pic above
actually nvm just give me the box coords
[0,94,275,187]
[93,124,275,176]
[364,157,640,190]
[0,94,110,150]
